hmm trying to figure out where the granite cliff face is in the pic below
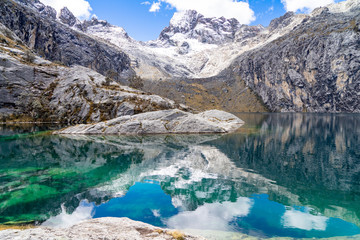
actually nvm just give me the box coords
[226,2,360,112]
[0,0,134,82]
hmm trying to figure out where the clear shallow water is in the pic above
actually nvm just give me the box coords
[0,114,360,239]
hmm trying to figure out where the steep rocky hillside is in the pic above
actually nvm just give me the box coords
[0,24,187,123]
[227,1,360,112]
[0,0,135,82]
[141,76,269,113]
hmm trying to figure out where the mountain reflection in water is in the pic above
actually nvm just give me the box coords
[0,113,359,239]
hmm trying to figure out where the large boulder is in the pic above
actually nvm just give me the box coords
[54,110,244,135]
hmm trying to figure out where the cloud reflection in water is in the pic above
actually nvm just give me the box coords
[282,208,328,231]
[167,197,253,231]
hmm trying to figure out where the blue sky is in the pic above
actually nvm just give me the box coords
[88,0,177,41]
[88,0,286,41]
[40,0,346,41]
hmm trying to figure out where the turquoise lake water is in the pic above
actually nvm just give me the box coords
[0,114,360,239]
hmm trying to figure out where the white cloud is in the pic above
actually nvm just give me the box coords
[149,1,161,12]
[141,1,151,5]
[148,0,255,24]
[281,0,334,12]
[39,0,92,20]
[282,208,328,231]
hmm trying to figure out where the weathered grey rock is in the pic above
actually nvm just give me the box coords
[0,35,188,123]
[268,11,296,32]
[54,109,244,135]
[40,6,57,20]
[0,217,205,240]
[58,7,78,27]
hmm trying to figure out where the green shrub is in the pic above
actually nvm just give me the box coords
[129,75,144,89]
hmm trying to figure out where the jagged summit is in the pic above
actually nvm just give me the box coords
[58,7,79,27]
[169,10,201,30]
[13,0,83,28]
[267,11,295,32]
[159,9,243,45]
[82,18,132,42]
[83,17,111,28]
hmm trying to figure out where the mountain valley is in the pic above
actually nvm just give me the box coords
[0,0,359,122]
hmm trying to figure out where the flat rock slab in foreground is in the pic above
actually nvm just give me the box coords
[54,109,244,135]
[0,217,205,240]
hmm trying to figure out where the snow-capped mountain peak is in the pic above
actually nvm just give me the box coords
[84,20,131,43]
[159,9,242,45]
[169,10,201,30]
